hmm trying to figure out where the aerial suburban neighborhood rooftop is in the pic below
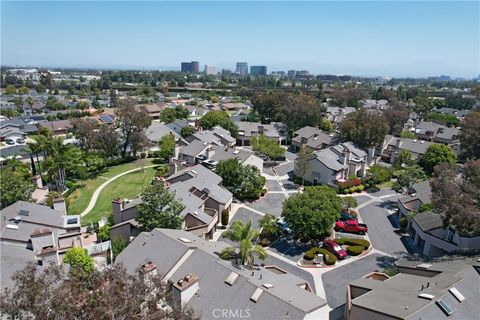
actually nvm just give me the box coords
[1,1,479,319]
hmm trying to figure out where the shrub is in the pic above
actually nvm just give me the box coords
[349,187,356,193]
[347,245,364,256]
[303,247,337,265]
[97,225,110,241]
[357,185,365,192]
[259,238,272,247]
[335,238,370,250]
[399,216,408,230]
[221,209,229,226]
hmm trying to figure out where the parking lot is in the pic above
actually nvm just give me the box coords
[246,193,286,217]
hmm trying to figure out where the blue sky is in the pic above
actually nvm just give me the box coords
[1,1,479,77]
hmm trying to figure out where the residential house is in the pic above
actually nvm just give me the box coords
[110,165,233,241]
[37,119,73,136]
[220,102,250,112]
[381,135,436,163]
[414,121,460,146]
[235,121,287,146]
[325,106,356,127]
[0,118,38,136]
[142,103,164,119]
[345,258,480,320]
[361,99,389,110]
[116,228,328,320]
[0,200,97,290]
[166,119,190,136]
[291,126,334,152]
[436,107,470,119]
[145,122,181,143]
[183,104,210,118]
[397,180,432,218]
[294,142,370,186]
[410,213,480,256]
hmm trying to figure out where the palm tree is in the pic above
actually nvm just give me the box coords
[220,220,267,269]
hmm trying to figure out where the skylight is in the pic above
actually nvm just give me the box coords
[449,287,465,302]
[436,299,454,316]
[250,288,263,302]
[225,272,239,286]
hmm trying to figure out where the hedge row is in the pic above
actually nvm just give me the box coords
[335,238,370,250]
[303,247,337,265]
[340,185,365,194]
[346,245,364,256]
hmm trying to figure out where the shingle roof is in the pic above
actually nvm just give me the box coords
[384,135,434,155]
[413,213,444,232]
[144,122,179,142]
[116,229,327,319]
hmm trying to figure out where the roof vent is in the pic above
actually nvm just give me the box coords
[18,209,30,216]
[449,287,465,302]
[225,272,239,286]
[193,211,199,216]
[178,237,192,243]
[6,224,19,230]
[262,283,274,289]
[418,293,435,300]
[250,288,263,303]
[233,150,240,155]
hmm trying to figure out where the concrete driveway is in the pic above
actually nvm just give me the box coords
[228,207,263,228]
[274,162,294,177]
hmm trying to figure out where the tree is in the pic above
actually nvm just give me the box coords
[295,146,314,185]
[199,110,238,136]
[17,86,29,95]
[0,263,196,320]
[392,165,426,193]
[220,220,267,269]
[63,247,94,276]
[419,143,456,174]
[342,196,358,210]
[258,214,279,237]
[116,99,151,157]
[98,225,110,241]
[431,161,480,236]
[181,125,196,138]
[338,109,389,148]
[137,183,184,231]
[158,133,175,160]
[160,106,189,123]
[0,161,34,209]
[365,164,392,186]
[459,112,480,161]
[384,107,409,135]
[319,118,333,132]
[216,159,265,198]
[5,84,17,95]
[393,150,414,170]
[251,134,285,160]
[112,237,129,261]
[282,186,342,242]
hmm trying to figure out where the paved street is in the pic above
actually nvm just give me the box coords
[274,161,294,177]
[229,207,263,228]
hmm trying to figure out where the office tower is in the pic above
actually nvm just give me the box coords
[250,66,267,76]
[236,62,248,75]
[180,61,200,73]
[204,65,218,75]
[287,70,296,78]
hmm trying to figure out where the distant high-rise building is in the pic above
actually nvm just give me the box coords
[222,69,233,75]
[181,61,200,73]
[204,65,218,75]
[287,70,296,78]
[250,66,267,76]
[236,62,248,75]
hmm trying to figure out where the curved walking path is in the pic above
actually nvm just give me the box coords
[80,164,159,217]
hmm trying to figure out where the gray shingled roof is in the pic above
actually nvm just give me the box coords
[145,122,179,142]
[116,229,327,320]
[384,134,434,155]
[292,126,333,148]
[314,148,348,171]
[413,213,444,232]
[235,121,286,138]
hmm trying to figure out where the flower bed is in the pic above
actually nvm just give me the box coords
[303,247,337,265]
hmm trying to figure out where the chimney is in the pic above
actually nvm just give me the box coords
[258,126,264,135]
[112,198,124,224]
[174,144,181,159]
[339,151,349,165]
[206,146,214,159]
[367,147,375,158]
[139,261,157,282]
[32,175,43,189]
[53,197,66,213]
[172,273,199,307]
[396,139,403,149]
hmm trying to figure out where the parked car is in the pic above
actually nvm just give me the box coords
[340,212,357,221]
[335,219,368,235]
[322,239,347,259]
[5,138,15,145]
[276,218,292,235]
[16,137,25,144]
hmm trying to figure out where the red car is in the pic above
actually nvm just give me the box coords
[323,239,347,259]
[335,219,368,235]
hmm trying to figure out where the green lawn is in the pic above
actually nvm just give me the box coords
[80,166,158,225]
[67,159,154,216]
[377,180,394,190]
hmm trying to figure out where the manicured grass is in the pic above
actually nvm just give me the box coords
[67,159,154,216]
[81,166,158,225]
[377,180,394,190]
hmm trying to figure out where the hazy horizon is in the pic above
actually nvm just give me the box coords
[2,1,479,78]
